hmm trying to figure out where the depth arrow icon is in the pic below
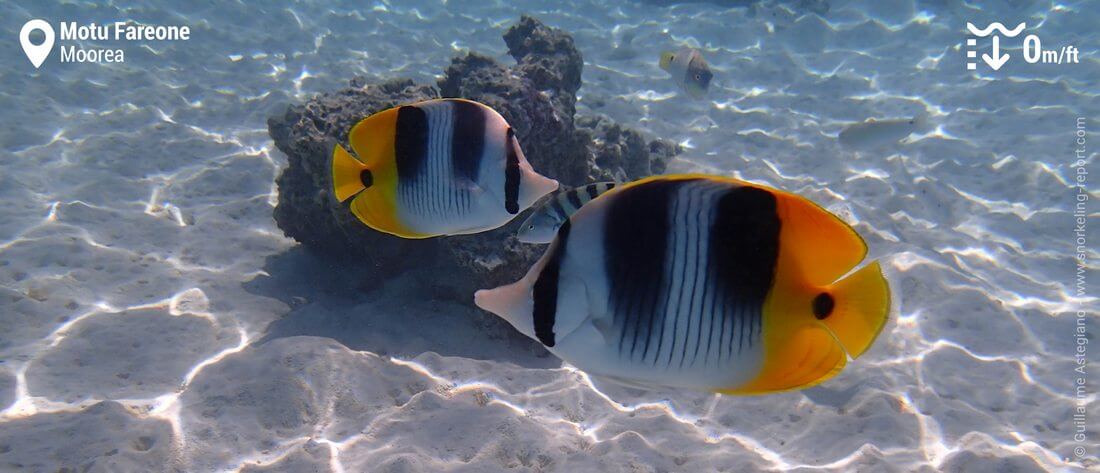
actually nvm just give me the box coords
[982,35,1009,70]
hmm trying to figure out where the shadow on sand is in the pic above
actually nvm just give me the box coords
[243,246,558,369]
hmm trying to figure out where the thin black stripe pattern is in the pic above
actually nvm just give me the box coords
[603,179,780,368]
[450,101,484,214]
[664,183,698,368]
[504,127,521,214]
[675,184,709,368]
[532,220,572,347]
[603,179,681,363]
[708,186,779,357]
[451,100,485,182]
[396,101,481,220]
[663,181,719,368]
[394,105,429,218]
[425,103,448,218]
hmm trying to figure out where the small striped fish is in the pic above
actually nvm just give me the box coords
[477,175,890,394]
[516,182,616,244]
[332,98,559,239]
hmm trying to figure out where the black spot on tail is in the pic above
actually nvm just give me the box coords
[603,179,683,359]
[813,293,834,320]
[359,169,373,188]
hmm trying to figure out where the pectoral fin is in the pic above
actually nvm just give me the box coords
[545,275,590,345]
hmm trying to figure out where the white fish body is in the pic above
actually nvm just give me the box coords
[476,175,891,394]
[838,114,928,148]
[331,98,560,238]
[487,179,766,389]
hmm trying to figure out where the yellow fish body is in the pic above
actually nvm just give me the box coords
[332,98,559,238]
[475,175,890,394]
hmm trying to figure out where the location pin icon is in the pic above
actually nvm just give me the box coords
[20,19,54,69]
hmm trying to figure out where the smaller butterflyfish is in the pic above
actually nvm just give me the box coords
[332,98,559,238]
[659,47,713,99]
[517,182,617,244]
[838,113,929,148]
[475,174,891,394]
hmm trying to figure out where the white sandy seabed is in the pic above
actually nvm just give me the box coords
[0,0,1098,471]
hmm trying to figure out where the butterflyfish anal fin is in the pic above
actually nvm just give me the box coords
[717,325,847,395]
[549,274,591,345]
[349,188,429,239]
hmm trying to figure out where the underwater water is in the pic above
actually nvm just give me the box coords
[1,0,1098,471]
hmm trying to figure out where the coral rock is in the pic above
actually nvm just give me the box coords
[268,16,679,297]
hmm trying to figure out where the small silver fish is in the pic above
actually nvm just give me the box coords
[659,48,712,99]
[838,113,928,148]
[517,182,617,244]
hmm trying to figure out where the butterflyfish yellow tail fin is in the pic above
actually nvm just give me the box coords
[332,105,401,204]
[335,106,429,238]
[819,261,890,359]
[332,143,370,202]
